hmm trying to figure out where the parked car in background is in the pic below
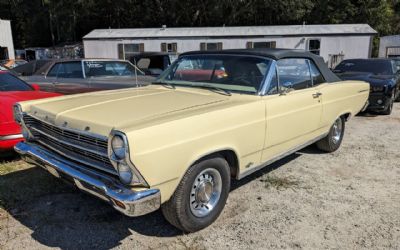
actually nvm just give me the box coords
[0,71,61,153]
[334,59,400,115]
[13,59,52,76]
[21,59,155,94]
[129,52,177,76]
[0,59,28,69]
[14,49,369,232]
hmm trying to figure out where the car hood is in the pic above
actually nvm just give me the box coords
[336,72,395,86]
[24,85,232,135]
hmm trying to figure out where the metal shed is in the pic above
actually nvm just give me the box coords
[0,19,15,60]
[379,35,400,58]
[83,24,377,68]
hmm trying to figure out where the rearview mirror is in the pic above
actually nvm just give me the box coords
[31,84,40,91]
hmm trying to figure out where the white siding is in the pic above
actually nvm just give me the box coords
[0,20,15,59]
[84,35,372,63]
[379,35,400,58]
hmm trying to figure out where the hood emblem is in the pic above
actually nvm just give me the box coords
[62,121,68,127]
[84,126,90,132]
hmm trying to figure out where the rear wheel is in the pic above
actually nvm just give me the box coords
[161,156,230,232]
[316,116,345,152]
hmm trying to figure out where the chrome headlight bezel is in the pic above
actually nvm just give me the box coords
[111,134,126,159]
[13,104,23,124]
[108,130,148,187]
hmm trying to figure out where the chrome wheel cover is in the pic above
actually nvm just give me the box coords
[190,168,222,218]
[332,118,343,144]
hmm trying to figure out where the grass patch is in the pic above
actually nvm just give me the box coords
[260,175,299,190]
[0,159,70,210]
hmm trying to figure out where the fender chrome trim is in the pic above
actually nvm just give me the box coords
[0,134,23,141]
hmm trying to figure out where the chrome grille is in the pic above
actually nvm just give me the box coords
[23,114,116,175]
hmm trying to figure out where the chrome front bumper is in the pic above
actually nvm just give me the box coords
[14,142,160,217]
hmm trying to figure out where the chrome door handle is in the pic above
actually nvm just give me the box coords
[312,92,322,98]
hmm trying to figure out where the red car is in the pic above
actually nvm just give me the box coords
[0,71,61,153]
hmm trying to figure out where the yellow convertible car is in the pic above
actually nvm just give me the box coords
[14,49,369,232]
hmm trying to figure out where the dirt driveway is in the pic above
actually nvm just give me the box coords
[1,105,399,249]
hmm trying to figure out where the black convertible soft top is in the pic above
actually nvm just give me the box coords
[181,48,341,83]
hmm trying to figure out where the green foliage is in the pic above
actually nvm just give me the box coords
[0,0,398,49]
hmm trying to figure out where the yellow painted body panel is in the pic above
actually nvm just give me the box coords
[18,81,369,203]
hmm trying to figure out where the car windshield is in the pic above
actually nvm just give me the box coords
[335,60,394,75]
[83,61,144,77]
[0,73,32,91]
[155,55,272,94]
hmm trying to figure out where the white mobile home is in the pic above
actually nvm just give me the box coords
[0,19,15,60]
[83,24,377,68]
[379,35,400,58]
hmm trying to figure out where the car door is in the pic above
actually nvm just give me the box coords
[28,62,59,92]
[261,58,323,162]
[84,60,143,91]
[54,61,88,94]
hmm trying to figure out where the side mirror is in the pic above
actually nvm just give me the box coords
[31,84,40,91]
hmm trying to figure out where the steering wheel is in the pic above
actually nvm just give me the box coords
[233,76,252,86]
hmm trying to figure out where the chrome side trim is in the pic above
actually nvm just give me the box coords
[14,142,160,217]
[258,60,277,96]
[0,134,23,141]
[237,133,328,179]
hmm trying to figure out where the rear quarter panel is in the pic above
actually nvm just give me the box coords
[318,80,369,128]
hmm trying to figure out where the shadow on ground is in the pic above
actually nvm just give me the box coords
[0,151,305,249]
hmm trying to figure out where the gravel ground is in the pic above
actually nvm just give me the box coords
[0,104,399,250]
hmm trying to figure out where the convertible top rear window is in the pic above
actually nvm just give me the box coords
[83,61,144,77]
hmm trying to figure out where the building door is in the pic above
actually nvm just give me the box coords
[386,47,400,58]
[0,47,9,60]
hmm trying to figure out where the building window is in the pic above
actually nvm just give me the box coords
[161,43,177,53]
[307,39,321,55]
[246,41,276,49]
[200,42,223,51]
[118,43,144,60]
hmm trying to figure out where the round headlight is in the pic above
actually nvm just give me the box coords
[118,163,133,184]
[111,135,126,159]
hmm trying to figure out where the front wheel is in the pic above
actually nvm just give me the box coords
[162,156,231,232]
[316,116,345,152]
[381,93,394,115]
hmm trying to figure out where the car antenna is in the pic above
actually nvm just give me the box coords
[133,57,139,88]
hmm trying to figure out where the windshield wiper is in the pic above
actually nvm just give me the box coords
[195,84,232,96]
[152,81,176,89]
